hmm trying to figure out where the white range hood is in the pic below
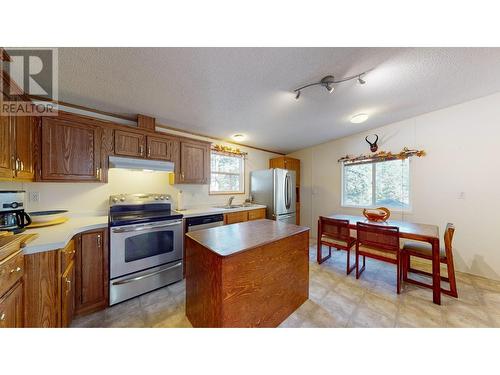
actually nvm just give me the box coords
[108,156,174,172]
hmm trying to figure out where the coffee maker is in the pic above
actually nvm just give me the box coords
[0,191,32,233]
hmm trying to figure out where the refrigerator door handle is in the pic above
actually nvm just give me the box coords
[285,174,290,209]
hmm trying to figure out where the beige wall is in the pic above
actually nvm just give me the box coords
[289,92,500,280]
[0,129,278,215]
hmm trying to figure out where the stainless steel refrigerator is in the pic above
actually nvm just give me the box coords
[250,168,296,224]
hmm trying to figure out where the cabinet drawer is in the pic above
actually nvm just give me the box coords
[60,239,75,273]
[224,211,248,225]
[0,250,24,297]
[248,208,266,221]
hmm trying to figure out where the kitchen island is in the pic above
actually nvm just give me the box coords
[185,219,309,327]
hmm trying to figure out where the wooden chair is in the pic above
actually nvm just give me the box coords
[317,217,356,274]
[401,223,458,298]
[356,222,402,294]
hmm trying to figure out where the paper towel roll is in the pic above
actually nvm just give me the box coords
[177,190,184,211]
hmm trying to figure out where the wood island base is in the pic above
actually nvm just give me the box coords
[185,219,309,328]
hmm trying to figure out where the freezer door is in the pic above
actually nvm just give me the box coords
[276,213,296,225]
[274,169,296,215]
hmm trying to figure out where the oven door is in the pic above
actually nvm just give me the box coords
[110,218,183,279]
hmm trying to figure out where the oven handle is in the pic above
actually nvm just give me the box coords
[111,220,182,233]
[111,262,183,285]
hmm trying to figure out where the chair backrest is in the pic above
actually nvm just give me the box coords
[356,221,400,252]
[319,217,351,241]
[444,223,455,253]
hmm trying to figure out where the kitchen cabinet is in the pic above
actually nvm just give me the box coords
[0,280,24,328]
[24,250,60,327]
[147,134,179,162]
[224,208,266,225]
[269,156,300,186]
[114,129,146,158]
[177,139,210,184]
[247,208,266,221]
[40,117,102,182]
[75,229,108,316]
[61,260,75,328]
[0,94,35,181]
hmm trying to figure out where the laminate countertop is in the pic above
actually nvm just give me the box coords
[174,204,266,218]
[186,219,310,257]
[22,215,108,255]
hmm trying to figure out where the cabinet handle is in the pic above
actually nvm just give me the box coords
[0,312,5,321]
[181,172,185,181]
[20,159,24,171]
[147,147,151,157]
[66,278,72,294]
[97,234,102,247]
[10,266,22,274]
[140,145,144,156]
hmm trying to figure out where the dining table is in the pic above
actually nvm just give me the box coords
[326,214,442,305]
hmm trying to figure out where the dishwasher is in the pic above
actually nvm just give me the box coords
[186,213,224,232]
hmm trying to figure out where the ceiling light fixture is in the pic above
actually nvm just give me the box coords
[232,133,246,141]
[350,113,369,124]
[293,71,369,100]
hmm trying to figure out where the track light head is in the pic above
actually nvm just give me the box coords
[326,84,334,93]
[295,90,301,100]
[357,75,366,85]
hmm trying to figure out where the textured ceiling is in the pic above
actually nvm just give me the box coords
[57,47,500,153]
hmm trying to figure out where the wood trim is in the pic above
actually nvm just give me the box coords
[137,114,155,131]
[28,95,137,122]
[28,96,284,155]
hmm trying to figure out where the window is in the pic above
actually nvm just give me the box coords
[341,158,410,209]
[209,151,245,194]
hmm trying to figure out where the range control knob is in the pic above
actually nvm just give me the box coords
[154,195,159,200]
[112,197,119,203]
[160,195,165,200]
[119,196,126,202]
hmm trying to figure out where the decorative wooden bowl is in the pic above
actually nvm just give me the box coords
[363,207,391,222]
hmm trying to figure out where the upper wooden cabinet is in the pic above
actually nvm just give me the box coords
[114,130,146,158]
[39,117,102,182]
[0,94,35,181]
[269,156,300,186]
[178,140,210,184]
[147,135,179,162]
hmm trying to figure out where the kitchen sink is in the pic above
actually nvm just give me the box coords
[214,203,257,209]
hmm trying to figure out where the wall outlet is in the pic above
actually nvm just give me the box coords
[30,192,40,202]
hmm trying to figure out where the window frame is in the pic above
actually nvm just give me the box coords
[340,158,412,212]
[208,150,246,195]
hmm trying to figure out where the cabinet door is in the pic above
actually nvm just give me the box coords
[14,115,35,180]
[248,208,266,221]
[0,281,24,328]
[75,230,108,316]
[179,140,210,184]
[224,211,248,225]
[114,130,146,158]
[61,260,75,328]
[269,156,285,169]
[40,118,102,181]
[0,95,14,179]
[147,135,179,161]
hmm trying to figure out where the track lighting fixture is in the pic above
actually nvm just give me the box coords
[293,71,368,100]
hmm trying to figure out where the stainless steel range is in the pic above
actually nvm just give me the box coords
[108,193,184,305]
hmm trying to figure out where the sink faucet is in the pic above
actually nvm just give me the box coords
[227,196,235,206]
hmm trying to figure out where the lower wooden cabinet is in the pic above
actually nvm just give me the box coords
[224,208,267,225]
[75,229,109,316]
[0,281,24,328]
[61,260,75,328]
[22,228,108,328]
